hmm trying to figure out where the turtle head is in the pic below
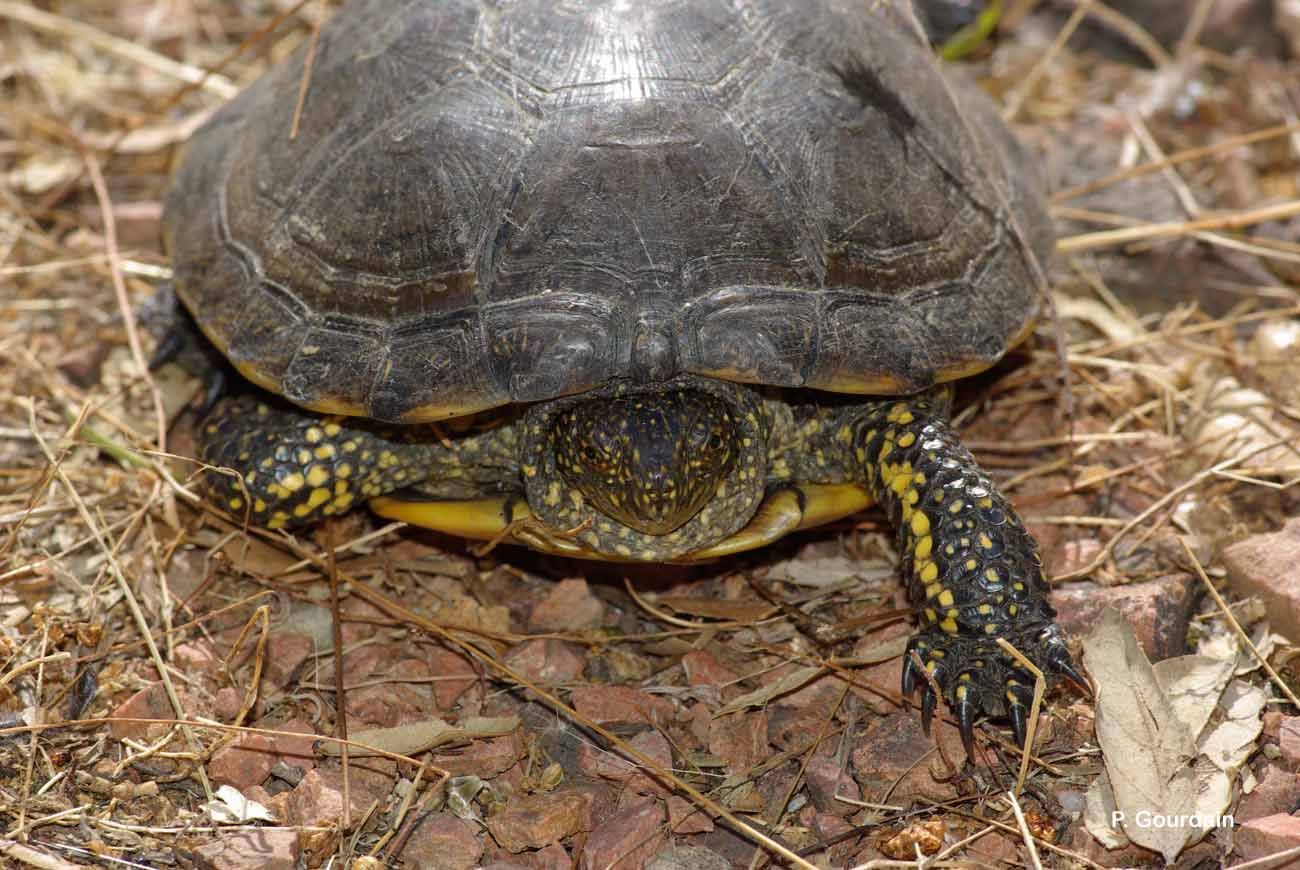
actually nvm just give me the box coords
[552,390,739,535]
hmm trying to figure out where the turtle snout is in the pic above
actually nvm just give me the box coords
[552,390,738,535]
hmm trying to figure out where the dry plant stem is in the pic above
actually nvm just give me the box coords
[222,606,270,728]
[289,0,326,140]
[766,684,850,841]
[14,627,49,843]
[80,148,177,530]
[1056,432,1300,581]
[25,400,215,803]
[1007,789,1045,870]
[0,836,88,869]
[326,526,351,830]
[0,0,237,97]
[1058,199,1300,253]
[994,638,1048,798]
[1002,0,1093,121]
[339,579,816,869]
[1179,537,1300,710]
[1050,122,1300,206]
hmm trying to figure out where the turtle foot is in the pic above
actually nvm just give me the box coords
[900,622,1081,757]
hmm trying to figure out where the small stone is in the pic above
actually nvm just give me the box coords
[192,827,299,870]
[580,799,665,870]
[579,730,673,796]
[110,682,176,742]
[646,843,731,870]
[504,639,586,684]
[804,755,860,816]
[263,632,315,689]
[1236,763,1300,821]
[285,765,392,828]
[486,790,592,853]
[1052,574,1196,661]
[1223,518,1300,641]
[1236,812,1300,863]
[530,578,605,631]
[213,687,246,723]
[398,813,483,870]
[430,647,478,709]
[708,710,769,774]
[666,795,713,834]
[681,650,738,688]
[851,712,964,805]
[569,686,674,726]
[173,641,221,675]
[209,733,276,790]
[1279,717,1300,771]
[268,717,318,773]
[430,734,522,777]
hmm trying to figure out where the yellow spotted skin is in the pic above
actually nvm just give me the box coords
[842,394,1068,741]
[199,380,1073,744]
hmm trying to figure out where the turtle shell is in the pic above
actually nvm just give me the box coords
[163,0,1053,423]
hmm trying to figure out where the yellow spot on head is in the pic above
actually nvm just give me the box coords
[254,499,267,513]
[306,465,330,488]
[897,431,916,448]
[293,503,313,518]
[915,535,932,560]
[979,533,993,549]
[295,448,312,465]
[965,559,977,571]
[937,589,954,607]
[910,511,930,537]
[337,462,352,479]
[919,561,938,583]
[940,616,958,634]
[228,497,243,511]
[324,422,341,437]
[307,488,330,509]
[305,426,323,443]
[314,444,336,460]
[280,472,305,493]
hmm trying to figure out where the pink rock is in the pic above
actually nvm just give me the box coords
[398,813,483,870]
[530,578,605,631]
[1223,518,1300,641]
[1280,718,1300,771]
[579,731,673,796]
[192,827,299,869]
[173,641,221,674]
[579,799,665,870]
[430,646,478,709]
[430,734,522,777]
[213,687,245,723]
[285,765,392,828]
[209,733,276,790]
[666,795,714,833]
[1236,764,1300,822]
[569,686,674,726]
[1235,812,1300,863]
[804,754,861,816]
[110,682,176,742]
[503,639,586,684]
[263,632,314,690]
[1052,574,1196,660]
[486,791,593,853]
[708,710,769,774]
[268,718,317,773]
[681,650,738,688]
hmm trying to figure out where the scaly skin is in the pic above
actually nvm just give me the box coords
[840,396,1079,753]
[198,384,1081,753]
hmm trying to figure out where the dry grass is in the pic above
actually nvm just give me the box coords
[1,1,1299,868]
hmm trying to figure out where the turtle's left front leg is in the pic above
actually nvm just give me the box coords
[843,393,1082,754]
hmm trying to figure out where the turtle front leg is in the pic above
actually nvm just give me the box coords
[198,395,437,529]
[846,394,1082,754]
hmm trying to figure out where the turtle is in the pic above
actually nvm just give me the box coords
[162,0,1084,752]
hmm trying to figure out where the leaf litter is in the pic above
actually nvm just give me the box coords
[1,0,1300,867]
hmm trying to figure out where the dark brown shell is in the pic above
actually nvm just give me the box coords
[164,0,1053,423]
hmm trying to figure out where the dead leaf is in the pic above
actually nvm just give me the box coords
[318,715,519,758]
[714,666,822,716]
[1082,609,1243,863]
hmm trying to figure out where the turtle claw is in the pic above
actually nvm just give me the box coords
[901,653,920,697]
[955,695,977,758]
[1008,699,1028,748]
[1048,642,1088,692]
[920,682,937,735]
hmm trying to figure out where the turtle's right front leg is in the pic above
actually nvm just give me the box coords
[198,395,440,529]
